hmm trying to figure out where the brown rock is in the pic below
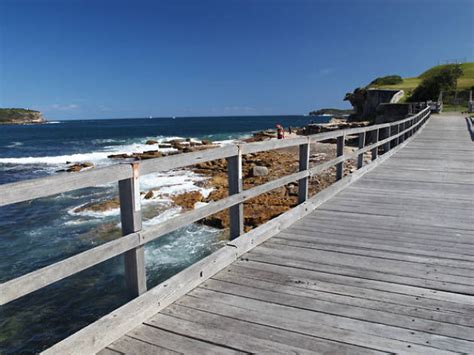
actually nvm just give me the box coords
[172,191,204,210]
[74,197,120,213]
[145,140,158,145]
[133,150,162,160]
[144,190,154,199]
[107,153,132,159]
[63,161,95,172]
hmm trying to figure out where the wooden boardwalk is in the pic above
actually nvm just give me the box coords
[98,114,472,354]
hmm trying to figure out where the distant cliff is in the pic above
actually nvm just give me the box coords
[0,108,46,125]
[308,108,353,116]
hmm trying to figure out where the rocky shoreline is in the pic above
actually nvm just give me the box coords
[67,123,369,234]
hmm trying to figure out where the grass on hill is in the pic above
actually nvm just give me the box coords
[368,63,474,109]
[369,62,474,93]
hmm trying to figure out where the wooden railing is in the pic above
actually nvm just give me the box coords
[0,106,431,307]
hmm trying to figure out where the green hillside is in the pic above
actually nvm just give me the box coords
[0,108,46,124]
[369,62,474,93]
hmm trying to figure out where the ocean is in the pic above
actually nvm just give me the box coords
[0,115,328,353]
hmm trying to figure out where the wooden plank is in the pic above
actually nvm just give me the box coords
[157,304,378,355]
[199,279,474,346]
[211,273,474,328]
[274,232,474,266]
[288,222,474,252]
[0,163,132,207]
[227,150,243,239]
[229,260,474,312]
[251,243,474,289]
[126,324,243,354]
[247,249,474,299]
[240,136,308,154]
[271,236,474,272]
[139,144,239,175]
[223,262,474,315]
[146,313,324,355]
[182,290,456,354]
[102,335,180,355]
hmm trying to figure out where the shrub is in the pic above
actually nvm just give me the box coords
[409,65,463,102]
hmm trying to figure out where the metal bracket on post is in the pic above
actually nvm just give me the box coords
[227,147,243,240]
[357,132,365,169]
[336,135,345,180]
[119,162,147,297]
[298,141,310,204]
[371,129,379,161]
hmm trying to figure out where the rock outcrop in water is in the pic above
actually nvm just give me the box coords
[0,108,46,125]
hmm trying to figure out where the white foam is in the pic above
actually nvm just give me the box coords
[5,142,24,148]
[0,152,113,165]
[143,206,182,226]
[0,138,179,166]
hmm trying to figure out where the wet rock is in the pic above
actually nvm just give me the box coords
[74,197,120,213]
[59,161,95,172]
[286,184,298,196]
[144,190,154,199]
[145,140,158,145]
[108,153,131,160]
[171,191,203,210]
[250,165,269,177]
[133,150,162,160]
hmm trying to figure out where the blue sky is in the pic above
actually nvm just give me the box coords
[1,0,472,119]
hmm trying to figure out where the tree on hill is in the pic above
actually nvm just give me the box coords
[409,64,463,102]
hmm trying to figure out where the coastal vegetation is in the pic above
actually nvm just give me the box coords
[0,108,46,124]
[368,62,474,110]
[369,75,403,86]
[368,62,474,92]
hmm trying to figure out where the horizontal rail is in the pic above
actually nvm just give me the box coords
[0,107,430,207]
[0,233,141,305]
[0,168,314,303]
[0,106,430,305]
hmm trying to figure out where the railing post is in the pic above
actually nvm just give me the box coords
[298,141,310,204]
[336,135,344,180]
[119,162,147,297]
[371,129,379,160]
[227,148,243,240]
[357,132,365,169]
[397,123,401,145]
[383,126,391,153]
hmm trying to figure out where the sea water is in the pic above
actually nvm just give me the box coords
[0,115,328,353]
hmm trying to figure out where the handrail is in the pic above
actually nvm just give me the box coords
[0,106,431,306]
[0,107,429,207]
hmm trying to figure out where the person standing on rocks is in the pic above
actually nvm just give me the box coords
[276,124,285,139]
